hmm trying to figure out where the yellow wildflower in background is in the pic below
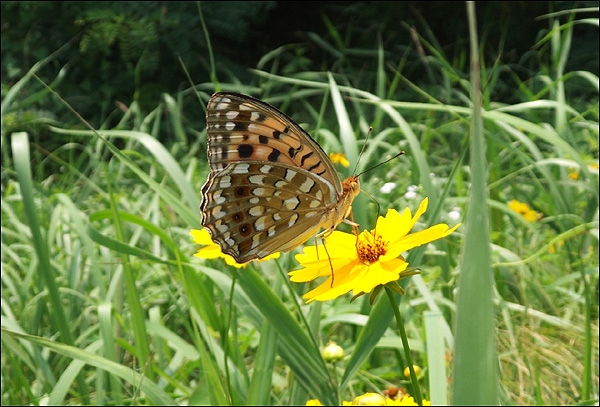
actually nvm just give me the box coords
[403,365,422,378]
[329,152,350,168]
[191,229,279,268]
[568,168,579,180]
[566,163,598,180]
[508,199,541,222]
[307,393,430,406]
[289,198,460,303]
[353,393,387,405]
[549,239,564,254]
[352,393,431,406]
[390,396,431,406]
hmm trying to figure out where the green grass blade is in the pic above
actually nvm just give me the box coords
[2,329,175,405]
[11,132,90,403]
[328,73,359,166]
[47,127,200,218]
[103,167,154,381]
[236,267,339,405]
[98,303,124,404]
[247,290,279,404]
[424,311,448,405]
[46,126,199,230]
[340,293,394,390]
[87,210,177,264]
[453,4,498,404]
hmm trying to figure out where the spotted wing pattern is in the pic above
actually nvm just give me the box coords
[200,92,360,263]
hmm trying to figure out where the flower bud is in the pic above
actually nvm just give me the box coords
[322,340,345,362]
[403,364,422,378]
[352,392,386,405]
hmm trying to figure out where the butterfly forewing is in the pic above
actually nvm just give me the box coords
[206,92,342,192]
[201,92,361,264]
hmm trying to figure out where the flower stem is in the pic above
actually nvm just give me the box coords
[385,286,423,406]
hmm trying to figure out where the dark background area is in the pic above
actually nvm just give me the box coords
[2,1,598,129]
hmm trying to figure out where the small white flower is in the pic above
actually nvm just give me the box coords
[448,207,461,221]
[380,182,397,194]
[404,185,419,200]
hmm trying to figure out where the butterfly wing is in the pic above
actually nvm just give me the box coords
[205,92,343,192]
[201,92,356,263]
[201,162,339,263]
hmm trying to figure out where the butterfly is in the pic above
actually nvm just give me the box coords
[200,92,360,264]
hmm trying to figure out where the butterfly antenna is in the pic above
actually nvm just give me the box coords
[360,188,382,230]
[352,126,373,176]
[356,150,405,178]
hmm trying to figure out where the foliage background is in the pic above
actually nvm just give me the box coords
[3,1,598,131]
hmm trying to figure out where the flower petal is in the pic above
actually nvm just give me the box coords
[350,259,408,294]
[289,259,332,281]
[190,229,214,245]
[378,198,428,241]
[292,231,358,281]
[288,197,460,303]
[191,228,279,268]
[384,222,461,259]
[301,262,359,302]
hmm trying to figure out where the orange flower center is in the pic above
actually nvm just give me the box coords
[357,232,387,264]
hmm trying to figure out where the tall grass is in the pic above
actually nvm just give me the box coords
[2,3,598,406]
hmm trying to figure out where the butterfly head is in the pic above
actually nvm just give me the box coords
[339,175,361,218]
[342,175,361,199]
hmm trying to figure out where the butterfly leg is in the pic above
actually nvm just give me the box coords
[321,236,336,287]
[313,228,340,288]
[342,209,363,255]
[343,208,361,236]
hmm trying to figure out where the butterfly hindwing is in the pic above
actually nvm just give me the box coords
[201,162,337,262]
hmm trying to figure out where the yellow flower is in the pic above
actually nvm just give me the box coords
[289,198,460,303]
[549,239,564,254]
[567,168,579,180]
[389,396,431,406]
[308,393,430,406]
[350,393,430,406]
[403,365,422,378]
[191,229,279,268]
[330,152,350,168]
[568,163,599,180]
[353,393,387,405]
[508,199,541,222]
